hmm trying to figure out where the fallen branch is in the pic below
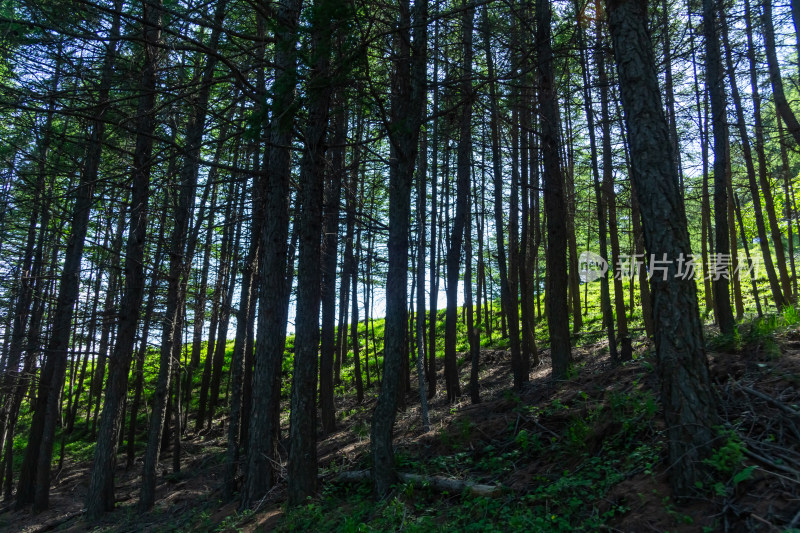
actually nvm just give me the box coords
[739,385,800,419]
[743,449,800,482]
[336,470,502,496]
[34,511,84,533]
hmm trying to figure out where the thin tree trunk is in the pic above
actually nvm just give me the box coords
[85,0,162,518]
[416,128,431,426]
[778,115,798,301]
[734,193,764,317]
[126,204,168,468]
[351,238,363,403]
[704,0,735,335]
[140,3,227,507]
[483,6,524,388]
[207,181,243,429]
[574,0,617,362]
[596,3,630,360]
[538,0,571,379]
[762,0,800,147]
[724,6,786,311]
[444,2,474,403]
[319,98,346,436]
[371,0,426,498]
[2,58,61,507]
[428,11,440,398]
[242,0,301,507]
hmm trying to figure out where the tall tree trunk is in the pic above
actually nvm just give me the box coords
[140,2,227,508]
[750,3,794,303]
[573,0,617,362]
[243,0,302,507]
[428,12,440,398]
[20,8,122,494]
[319,99,346,436]
[207,180,243,428]
[416,128,431,426]
[688,5,716,314]
[778,115,798,301]
[336,118,361,387]
[724,7,786,311]
[444,2,474,403]
[704,0,735,335]
[288,0,336,503]
[596,1,630,360]
[466,192,480,404]
[1,54,61,508]
[371,0,426,498]
[351,235,364,403]
[126,203,169,468]
[483,6,524,388]
[85,0,163,518]
[606,0,719,496]
[564,107,582,335]
[186,181,216,390]
[89,212,126,436]
[538,0,571,379]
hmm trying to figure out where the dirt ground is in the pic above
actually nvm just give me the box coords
[3,328,800,532]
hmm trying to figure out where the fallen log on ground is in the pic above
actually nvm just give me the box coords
[335,470,502,496]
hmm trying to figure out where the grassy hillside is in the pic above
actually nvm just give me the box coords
[5,271,800,531]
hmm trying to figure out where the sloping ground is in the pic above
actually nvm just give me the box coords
[3,329,800,532]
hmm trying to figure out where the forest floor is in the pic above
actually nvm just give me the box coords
[4,321,800,532]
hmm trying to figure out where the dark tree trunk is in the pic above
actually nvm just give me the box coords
[778,115,798,301]
[606,0,719,496]
[85,0,162,519]
[596,5,630,361]
[351,238,364,403]
[140,2,227,508]
[126,204,168,468]
[466,194,480,404]
[762,0,800,147]
[89,212,125,436]
[687,5,716,315]
[336,120,361,387]
[537,0,571,378]
[242,0,301,508]
[416,129,431,425]
[428,12,440,398]
[734,193,764,317]
[2,53,60,509]
[371,0,426,498]
[573,0,617,363]
[320,98,346,436]
[482,6,524,388]
[724,5,786,311]
[746,0,793,306]
[20,9,123,500]
[704,0,735,335]
[444,2,474,403]
[288,0,336,503]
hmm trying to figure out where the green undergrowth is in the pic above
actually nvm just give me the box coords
[708,303,800,354]
[277,359,667,531]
